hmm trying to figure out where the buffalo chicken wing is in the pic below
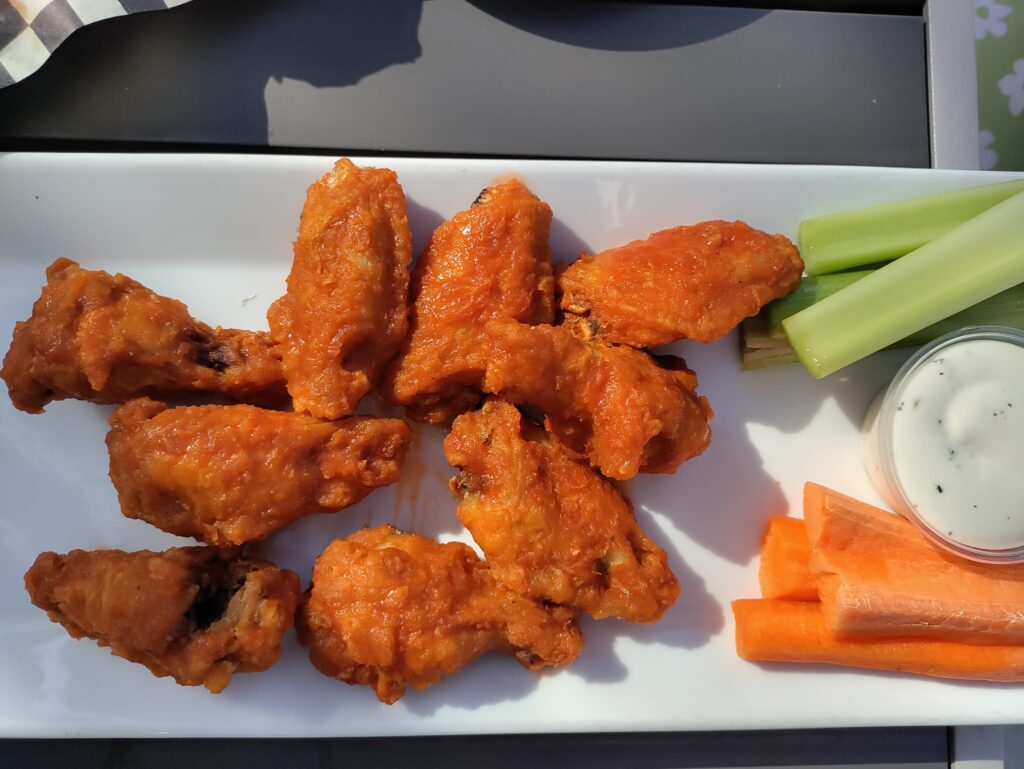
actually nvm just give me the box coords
[446,399,679,622]
[559,220,803,346]
[268,159,413,419]
[24,547,300,692]
[381,179,554,425]
[297,525,583,704]
[480,319,712,480]
[1,258,286,414]
[107,398,410,545]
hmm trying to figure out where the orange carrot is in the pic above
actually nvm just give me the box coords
[804,482,936,558]
[803,482,1024,645]
[758,516,818,601]
[733,599,1024,683]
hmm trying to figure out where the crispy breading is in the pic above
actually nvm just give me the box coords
[297,525,583,704]
[1,258,286,414]
[446,400,679,622]
[559,220,803,345]
[268,159,412,419]
[24,547,300,692]
[107,398,410,545]
[380,179,553,425]
[480,319,712,480]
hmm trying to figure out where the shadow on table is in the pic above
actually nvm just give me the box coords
[565,509,724,687]
[630,338,789,565]
[406,197,447,261]
[740,346,915,435]
[402,504,724,713]
[0,0,777,150]
[467,0,769,52]
[639,338,916,566]
[0,0,426,146]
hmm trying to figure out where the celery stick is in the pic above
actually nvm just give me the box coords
[767,276,1024,341]
[799,179,1024,275]
[765,271,872,337]
[739,317,798,369]
[741,346,799,370]
[904,283,1024,344]
[740,316,788,350]
[744,283,1024,369]
[783,191,1024,378]
[768,272,1024,339]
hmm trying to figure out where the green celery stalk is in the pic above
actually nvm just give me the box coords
[741,346,799,370]
[902,284,1024,344]
[765,271,872,337]
[768,272,1024,340]
[783,190,1024,378]
[799,179,1024,275]
[739,316,798,370]
[743,281,1024,368]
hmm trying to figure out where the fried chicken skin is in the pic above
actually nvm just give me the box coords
[1,258,286,414]
[297,526,583,704]
[381,179,554,425]
[480,319,712,480]
[268,159,413,419]
[107,398,411,546]
[559,220,803,346]
[445,400,679,622]
[24,547,300,692]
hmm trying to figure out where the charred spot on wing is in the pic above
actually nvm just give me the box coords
[194,343,234,373]
[186,328,235,372]
[186,572,245,631]
[449,470,476,495]
[471,187,493,207]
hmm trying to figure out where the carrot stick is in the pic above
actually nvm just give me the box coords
[733,599,1024,683]
[803,481,935,558]
[758,516,818,601]
[803,482,1024,645]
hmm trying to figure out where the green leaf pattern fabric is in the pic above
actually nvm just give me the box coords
[976,0,1024,170]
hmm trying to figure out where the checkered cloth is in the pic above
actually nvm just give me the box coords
[0,0,190,88]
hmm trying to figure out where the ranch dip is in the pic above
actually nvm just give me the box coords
[863,327,1024,559]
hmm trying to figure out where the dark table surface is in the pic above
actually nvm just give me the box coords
[2,728,948,769]
[0,0,930,166]
[0,1,943,765]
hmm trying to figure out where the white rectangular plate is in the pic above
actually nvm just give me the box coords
[1,153,1023,738]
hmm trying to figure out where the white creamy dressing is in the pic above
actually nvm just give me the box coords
[885,339,1024,550]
